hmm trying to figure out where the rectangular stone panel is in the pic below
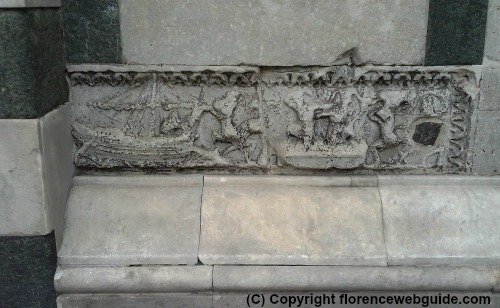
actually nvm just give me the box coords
[473,111,500,175]
[0,120,47,234]
[68,65,479,173]
[0,105,74,237]
[478,65,500,111]
[120,0,429,66]
[484,0,500,63]
[379,176,500,266]
[199,176,386,265]
[57,175,203,266]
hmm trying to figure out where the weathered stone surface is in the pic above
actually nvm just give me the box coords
[261,66,476,171]
[70,66,263,169]
[473,0,500,175]
[0,120,47,235]
[0,8,67,118]
[61,0,121,63]
[199,176,386,265]
[39,104,75,247]
[425,0,489,65]
[478,65,500,111]
[58,175,203,266]
[379,176,500,266]
[68,65,478,172]
[57,293,212,308]
[120,0,429,66]
[0,106,74,237]
[472,112,500,175]
[484,0,500,62]
[213,265,496,291]
[55,266,212,293]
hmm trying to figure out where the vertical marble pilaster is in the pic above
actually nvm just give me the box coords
[425,0,489,65]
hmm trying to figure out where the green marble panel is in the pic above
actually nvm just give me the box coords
[425,0,489,65]
[61,0,122,63]
[0,8,68,119]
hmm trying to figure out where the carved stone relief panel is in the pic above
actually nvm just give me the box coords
[70,70,263,168]
[261,68,474,171]
[69,65,478,172]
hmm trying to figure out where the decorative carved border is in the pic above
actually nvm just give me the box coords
[67,65,478,88]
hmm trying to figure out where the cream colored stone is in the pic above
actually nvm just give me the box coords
[39,104,75,247]
[199,176,386,265]
[58,175,203,266]
[380,176,500,265]
[120,0,429,66]
[0,119,47,235]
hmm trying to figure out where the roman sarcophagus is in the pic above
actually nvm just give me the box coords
[68,65,479,172]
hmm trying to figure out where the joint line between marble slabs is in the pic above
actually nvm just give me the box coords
[197,175,205,264]
[211,265,215,293]
[376,176,389,266]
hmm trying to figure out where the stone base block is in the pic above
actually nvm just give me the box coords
[57,175,203,266]
[0,104,74,243]
[199,175,386,265]
[379,176,500,266]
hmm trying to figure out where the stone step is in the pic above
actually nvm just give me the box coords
[56,174,500,304]
[58,175,500,267]
[54,265,498,293]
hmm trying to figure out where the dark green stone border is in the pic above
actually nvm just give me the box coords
[0,8,68,119]
[61,0,122,63]
[0,233,57,307]
[425,0,489,65]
